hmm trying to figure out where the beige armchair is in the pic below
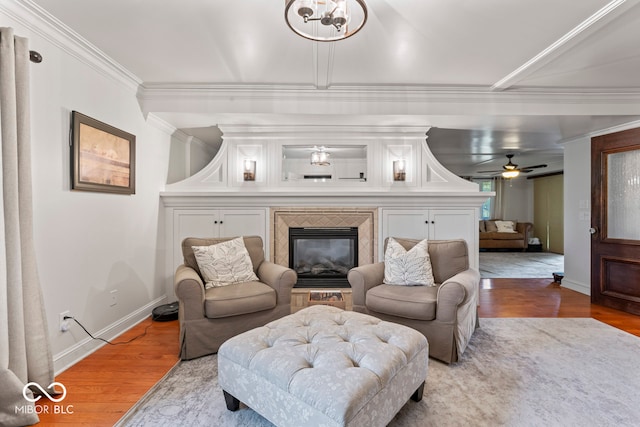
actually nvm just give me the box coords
[175,236,297,360]
[347,238,480,364]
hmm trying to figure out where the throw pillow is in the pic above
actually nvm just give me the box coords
[383,238,435,286]
[485,220,498,232]
[495,220,516,233]
[192,237,259,289]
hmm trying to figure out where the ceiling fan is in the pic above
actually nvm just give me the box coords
[477,154,547,178]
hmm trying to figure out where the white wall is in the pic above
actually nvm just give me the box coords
[2,11,174,372]
[562,137,591,295]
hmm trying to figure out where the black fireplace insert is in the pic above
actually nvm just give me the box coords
[289,227,358,288]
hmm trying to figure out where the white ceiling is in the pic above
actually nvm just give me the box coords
[27,0,640,177]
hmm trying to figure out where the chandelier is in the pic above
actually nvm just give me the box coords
[284,0,368,42]
[310,147,331,165]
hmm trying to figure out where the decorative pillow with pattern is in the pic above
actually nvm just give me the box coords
[495,220,516,233]
[192,237,259,289]
[383,238,435,286]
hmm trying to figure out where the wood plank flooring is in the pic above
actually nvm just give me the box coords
[36,278,640,426]
[36,318,179,426]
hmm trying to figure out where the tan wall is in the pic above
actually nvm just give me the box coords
[533,174,564,254]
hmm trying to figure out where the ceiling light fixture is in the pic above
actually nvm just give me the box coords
[501,170,520,179]
[285,0,368,42]
[310,146,331,165]
[501,155,520,178]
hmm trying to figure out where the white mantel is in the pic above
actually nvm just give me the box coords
[160,191,490,208]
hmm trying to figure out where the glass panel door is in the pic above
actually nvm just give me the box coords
[606,149,640,240]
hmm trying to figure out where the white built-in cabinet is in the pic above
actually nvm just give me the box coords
[170,208,268,273]
[380,208,478,269]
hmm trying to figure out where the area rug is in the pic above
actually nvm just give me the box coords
[116,318,640,427]
[479,252,564,279]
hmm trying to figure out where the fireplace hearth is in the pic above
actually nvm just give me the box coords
[289,227,358,288]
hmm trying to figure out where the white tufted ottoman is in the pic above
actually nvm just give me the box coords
[218,305,429,427]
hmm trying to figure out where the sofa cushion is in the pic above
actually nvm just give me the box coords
[479,220,486,233]
[366,284,437,321]
[385,238,469,284]
[182,236,265,278]
[383,238,435,286]
[192,237,259,289]
[204,281,276,319]
[483,232,525,240]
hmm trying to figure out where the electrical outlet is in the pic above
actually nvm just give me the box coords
[59,311,71,332]
[110,289,118,307]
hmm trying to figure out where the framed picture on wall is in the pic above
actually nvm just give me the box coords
[71,111,136,194]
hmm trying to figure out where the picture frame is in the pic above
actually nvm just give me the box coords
[71,111,136,194]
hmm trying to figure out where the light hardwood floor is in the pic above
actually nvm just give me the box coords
[36,278,640,426]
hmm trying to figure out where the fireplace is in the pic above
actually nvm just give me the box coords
[289,227,358,288]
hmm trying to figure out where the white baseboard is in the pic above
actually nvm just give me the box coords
[53,295,168,374]
[561,278,590,296]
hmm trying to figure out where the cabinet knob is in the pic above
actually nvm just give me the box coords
[214,220,218,224]
[220,221,223,224]
[431,221,435,224]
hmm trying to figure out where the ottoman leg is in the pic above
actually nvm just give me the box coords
[411,381,425,402]
[223,390,240,411]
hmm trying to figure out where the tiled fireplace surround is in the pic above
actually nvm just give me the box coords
[270,207,377,267]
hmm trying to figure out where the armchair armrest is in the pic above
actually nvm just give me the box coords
[174,264,206,320]
[258,261,297,305]
[347,262,385,307]
[436,268,480,323]
[516,222,534,248]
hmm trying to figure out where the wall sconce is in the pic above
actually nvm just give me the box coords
[393,160,406,181]
[243,159,256,181]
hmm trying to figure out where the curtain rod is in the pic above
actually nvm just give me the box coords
[30,50,42,63]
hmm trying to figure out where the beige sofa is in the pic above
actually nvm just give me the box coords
[479,220,533,250]
[174,236,297,360]
[347,238,479,364]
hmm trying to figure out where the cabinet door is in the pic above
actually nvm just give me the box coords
[429,209,474,240]
[429,209,478,269]
[382,209,429,240]
[173,210,219,270]
[218,209,267,241]
[380,209,429,258]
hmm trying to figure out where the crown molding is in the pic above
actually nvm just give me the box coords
[491,0,639,91]
[558,118,640,144]
[138,83,640,117]
[2,0,141,92]
[145,113,177,136]
[217,124,431,139]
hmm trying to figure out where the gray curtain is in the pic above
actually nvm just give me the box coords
[492,177,506,219]
[0,27,54,427]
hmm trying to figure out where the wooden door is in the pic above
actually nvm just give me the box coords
[591,127,640,315]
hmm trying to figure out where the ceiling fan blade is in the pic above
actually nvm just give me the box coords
[521,164,547,170]
[477,169,504,174]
